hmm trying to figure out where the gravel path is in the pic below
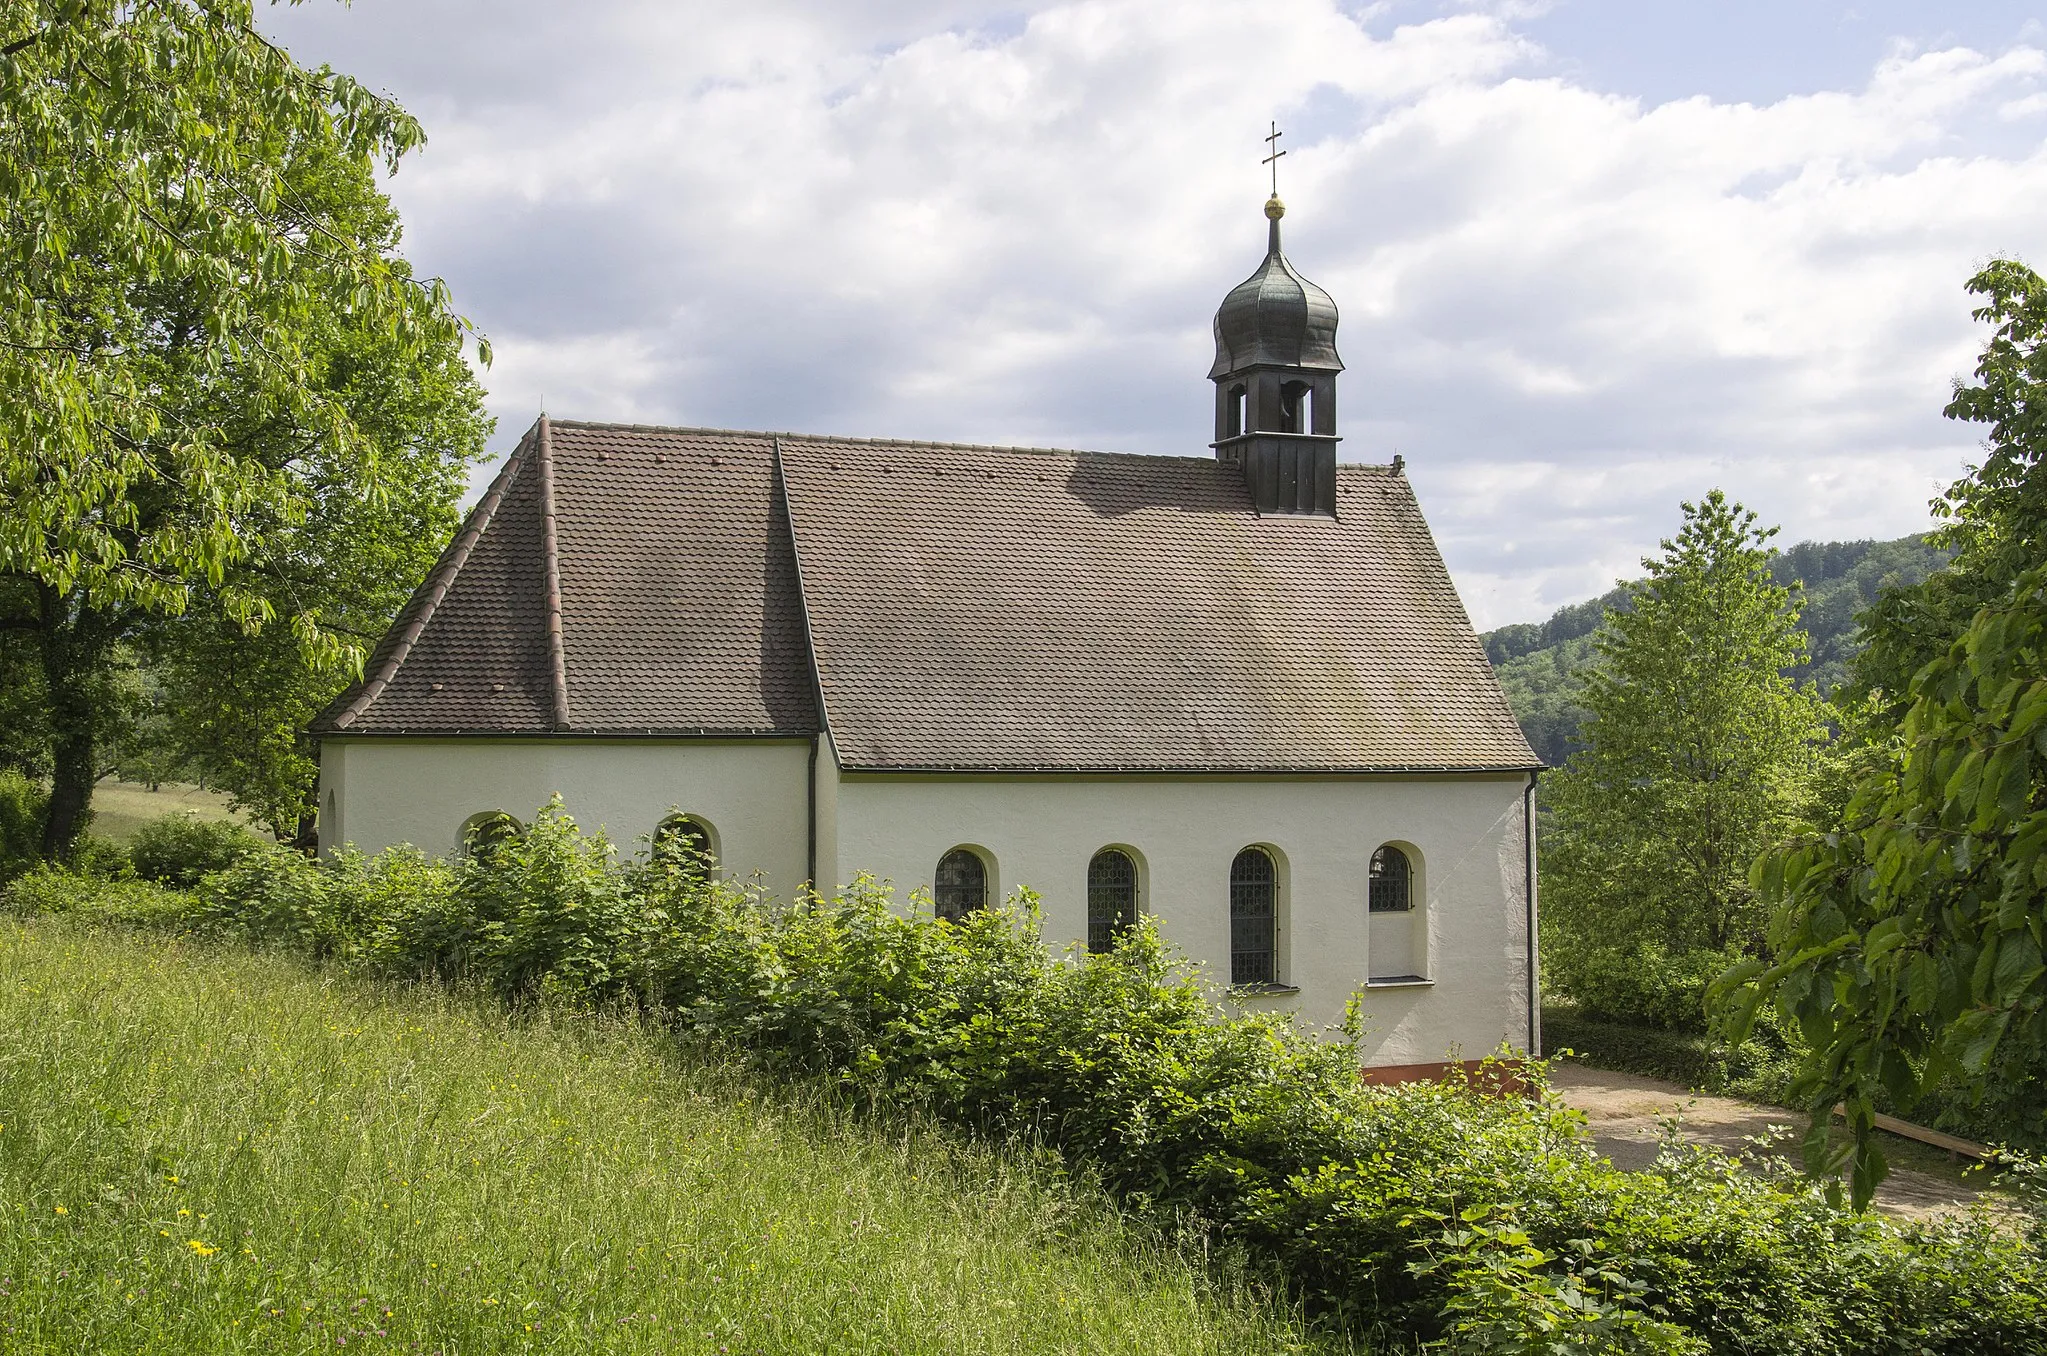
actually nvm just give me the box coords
[1549,1065,1987,1219]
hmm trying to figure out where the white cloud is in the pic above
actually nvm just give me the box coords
[264,0,2047,627]
[2002,91,2047,119]
[483,332,670,427]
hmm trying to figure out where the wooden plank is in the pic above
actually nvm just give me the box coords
[1832,1104,1990,1160]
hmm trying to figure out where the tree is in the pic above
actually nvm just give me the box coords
[0,1,489,852]
[1542,493,1827,991]
[131,145,485,839]
[1725,262,2047,1207]
[1851,260,2047,709]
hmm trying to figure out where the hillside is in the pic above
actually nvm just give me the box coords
[0,918,1323,1355]
[1483,534,1949,766]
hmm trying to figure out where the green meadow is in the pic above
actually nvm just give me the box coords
[0,918,1332,1355]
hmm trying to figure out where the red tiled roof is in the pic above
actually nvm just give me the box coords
[317,418,1536,772]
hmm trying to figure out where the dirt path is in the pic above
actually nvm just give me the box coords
[1549,1065,1987,1219]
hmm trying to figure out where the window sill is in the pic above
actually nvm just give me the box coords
[1364,975,1434,989]
[1226,982,1301,998]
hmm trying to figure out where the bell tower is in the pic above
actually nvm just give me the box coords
[1209,141,1343,516]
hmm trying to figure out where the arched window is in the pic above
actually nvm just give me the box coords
[1279,380,1312,434]
[934,848,987,922]
[1369,845,1412,913]
[1087,848,1138,954]
[459,810,524,861]
[652,814,716,875]
[1229,847,1276,986]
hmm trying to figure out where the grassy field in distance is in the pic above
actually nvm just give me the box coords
[0,919,1334,1355]
[87,781,247,841]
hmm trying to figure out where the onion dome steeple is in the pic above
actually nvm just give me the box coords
[1209,165,1343,517]
[1209,195,1343,380]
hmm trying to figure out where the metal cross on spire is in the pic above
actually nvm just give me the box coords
[1262,121,1286,196]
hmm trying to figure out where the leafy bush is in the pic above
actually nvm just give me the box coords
[1877,1060,2047,1156]
[1544,942,1742,1033]
[12,800,2045,1353]
[65,831,131,880]
[127,813,269,887]
[2,862,191,927]
[0,770,47,881]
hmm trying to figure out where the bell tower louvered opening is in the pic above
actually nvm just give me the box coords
[1209,195,1342,517]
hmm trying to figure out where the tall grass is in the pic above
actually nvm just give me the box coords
[0,918,1332,1354]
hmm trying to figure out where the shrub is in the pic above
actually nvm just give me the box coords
[127,813,269,887]
[16,800,2046,1353]
[2,862,191,927]
[0,770,47,881]
[65,831,131,880]
[1544,941,1743,1032]
[0,776,126,882]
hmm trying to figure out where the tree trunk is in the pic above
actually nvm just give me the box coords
[41,723,95,859]
[34,584,117,859]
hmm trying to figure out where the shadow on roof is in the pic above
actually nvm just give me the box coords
[1061,456,1243,519]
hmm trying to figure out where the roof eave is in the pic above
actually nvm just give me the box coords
[318,726,819,740]
[834,761,1544,777]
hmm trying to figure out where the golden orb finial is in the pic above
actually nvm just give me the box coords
[1265,194,1286,220]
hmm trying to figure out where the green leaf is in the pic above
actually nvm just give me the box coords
[1863,916,1906,962]
[1850,1140,1890,1212]
[1949,1007,2011,1073]
[1905,951,1939,1015]
[1992,930,2044,1002]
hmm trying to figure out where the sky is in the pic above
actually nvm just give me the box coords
[258,0,2047,629]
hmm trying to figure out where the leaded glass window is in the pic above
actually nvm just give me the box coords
[935,848,987,922]
[1087,849,1137,954]
[459,810,524,861]
[1229,847,1276,986]
[1369,845,1412,913]
[653,814,715,876]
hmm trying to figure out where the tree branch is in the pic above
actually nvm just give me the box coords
[0,17,56,61]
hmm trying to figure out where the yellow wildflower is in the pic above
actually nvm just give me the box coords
[186,1240,218,1257]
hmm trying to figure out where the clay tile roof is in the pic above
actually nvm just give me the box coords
[317,418,1536,773]
[314,419,817,736]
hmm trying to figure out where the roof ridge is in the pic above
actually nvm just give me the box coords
[548,418,1103,458]
[545,418,1401,471]
[328,424,537,731]
[536,415,573,732]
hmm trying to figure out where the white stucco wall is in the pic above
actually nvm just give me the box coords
[320,737,1535,1067]
[319,738,811,899]
[828,773,1536,1066]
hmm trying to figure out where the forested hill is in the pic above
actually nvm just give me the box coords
[1482,534,1950,766]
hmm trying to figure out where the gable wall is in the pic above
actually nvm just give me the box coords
[828,772,1535,1065]
[319,738,810,895]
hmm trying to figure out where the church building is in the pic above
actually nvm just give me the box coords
[313,192,1543,1072]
